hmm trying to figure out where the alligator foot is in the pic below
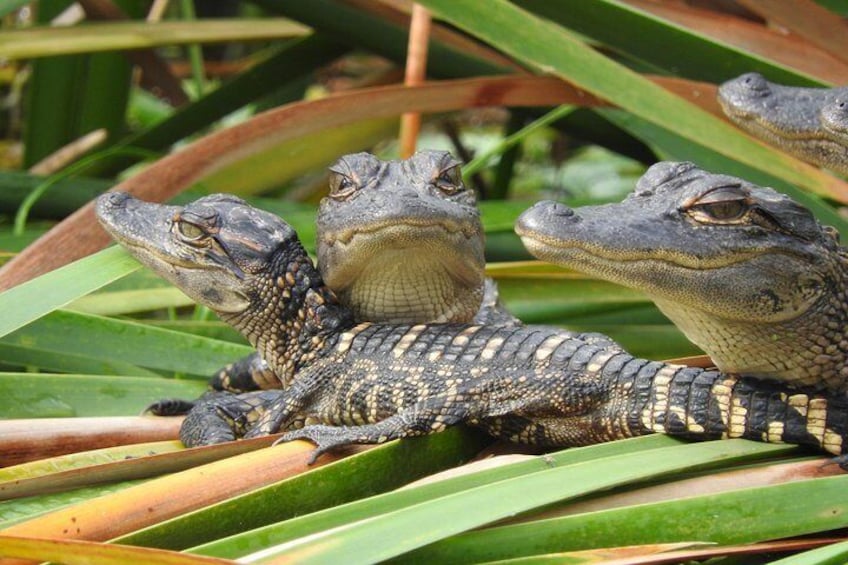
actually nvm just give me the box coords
[144,398,196,416]
[180,390,283,447]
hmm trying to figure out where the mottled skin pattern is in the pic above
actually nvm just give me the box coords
[96,192,848,461]
[517,161,848,394]
[205,150,520,397]
[718,73,848,175]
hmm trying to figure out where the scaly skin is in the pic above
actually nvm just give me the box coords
[318,150,486,324]
[517,161,848,394]
[718,72,848,175]
[96,192,848,460]
[203,151,520,397]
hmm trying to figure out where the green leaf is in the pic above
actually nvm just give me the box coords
[0,247,140,339]
[1,20,310,60]
[190,435,686,559]
[0,373,206,418]
[239,441,794,563]
[1,310,252,377]
[402,474,848,563]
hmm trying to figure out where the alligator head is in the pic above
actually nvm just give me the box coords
[516,161,848,392]
[96,192,351,384]
[718,72,848,174]
[316,150,484,323]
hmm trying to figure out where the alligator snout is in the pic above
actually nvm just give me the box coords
[95,192,134,221]
[515,200,579,238]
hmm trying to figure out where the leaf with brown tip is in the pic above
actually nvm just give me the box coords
[0,417,183,467]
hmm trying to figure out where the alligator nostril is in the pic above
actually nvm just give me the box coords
[547,202,574,217]
[103,192,131,206]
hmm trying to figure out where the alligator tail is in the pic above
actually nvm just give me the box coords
[623,363,848,455]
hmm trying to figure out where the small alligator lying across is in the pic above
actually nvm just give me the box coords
[516,161,848,394]
[96,191,848,459]
[206,150,518,396]
[718,72,848,175]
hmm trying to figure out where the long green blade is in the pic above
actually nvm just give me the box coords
[0,247,140,339]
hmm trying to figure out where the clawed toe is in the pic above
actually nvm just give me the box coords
[277,426,348,464]
[144,398,196,416]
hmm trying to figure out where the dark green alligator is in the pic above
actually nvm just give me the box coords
[718,72,848,175]
[206,150,518,396]
[516,161,848,395]
[96,191,848,460]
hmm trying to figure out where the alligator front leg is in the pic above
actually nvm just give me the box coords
[180,390,284,447]
[280,397,473,463]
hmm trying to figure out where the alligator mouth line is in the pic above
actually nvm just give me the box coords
[324,219,479,245]
[717,98,833,142]
[521,233,769,272]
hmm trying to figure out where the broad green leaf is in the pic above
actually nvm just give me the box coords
[203,118,398,196]
[0,171,110,218]
[0,20,310,60]
[89,34,349,177]
[190,435,688,559]
[402,474,848,563]
[0,343,158,378]
[1,310,252,377]
[257,0,509,78]
[0,374,206,418]
[241,441,794,563]
[0,247,140,339]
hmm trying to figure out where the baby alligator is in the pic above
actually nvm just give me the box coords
[208,150,518,395]
[96,191,848,460]
[517,161,848,394]
[718,72,848,175]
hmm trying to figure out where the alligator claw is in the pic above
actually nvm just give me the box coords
[143,398,196,416]
[278,425,358,464]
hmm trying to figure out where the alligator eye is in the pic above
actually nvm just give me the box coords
[177,220,206,241]
[328,172,357,200]
[435,165,463,195]
[694,199,748,221]
[686,186,751,224]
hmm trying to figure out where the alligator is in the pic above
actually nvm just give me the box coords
[205,150,519,396]
[718,72,848,175]
[96,191,848,460]
[516,161,848,395]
